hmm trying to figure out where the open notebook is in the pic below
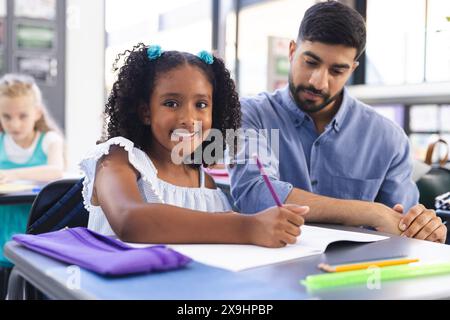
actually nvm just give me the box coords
[126,225,389,272]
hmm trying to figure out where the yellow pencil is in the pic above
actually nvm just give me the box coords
[318,258,420,273]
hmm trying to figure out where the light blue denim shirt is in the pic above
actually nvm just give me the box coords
[228,86,419,214]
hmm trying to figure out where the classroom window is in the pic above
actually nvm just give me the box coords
[440,105,450,131]
[409,104,450,161]
[365,0,450,85]
[366,0,426,85]
[14,0,56,20]
[105,0,212,91]
[370,104,449,162]
[410,105,439,132]
[426,0,450,82]
[229,0,314,96]
[0,0,4,19]
[372,105,405,128]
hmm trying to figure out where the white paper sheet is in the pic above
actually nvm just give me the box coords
[126,225,389,272]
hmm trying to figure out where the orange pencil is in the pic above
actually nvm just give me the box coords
[318,258,420,273]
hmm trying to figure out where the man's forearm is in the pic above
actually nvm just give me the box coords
[285,187,384,228]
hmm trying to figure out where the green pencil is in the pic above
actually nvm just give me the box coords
[301,262,450,291]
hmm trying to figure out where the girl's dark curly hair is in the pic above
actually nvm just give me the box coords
[102,43,241,167]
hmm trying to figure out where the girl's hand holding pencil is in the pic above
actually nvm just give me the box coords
[248,153,309,248]
[247,205,309,248]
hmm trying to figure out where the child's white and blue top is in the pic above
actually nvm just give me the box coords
[80,136,232,236]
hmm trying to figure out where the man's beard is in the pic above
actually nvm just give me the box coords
[288,74,341,114]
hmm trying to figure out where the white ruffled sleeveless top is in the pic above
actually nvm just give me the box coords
[79,137,232,236]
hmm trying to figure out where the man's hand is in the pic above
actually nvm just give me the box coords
[396,204,447,243]
[372,203,403,235]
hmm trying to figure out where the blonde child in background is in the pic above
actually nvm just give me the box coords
[0,74,64,273]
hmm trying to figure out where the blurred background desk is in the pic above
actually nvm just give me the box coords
[0,182,46,205]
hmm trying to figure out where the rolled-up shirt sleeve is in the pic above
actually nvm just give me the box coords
[227,100,293,214]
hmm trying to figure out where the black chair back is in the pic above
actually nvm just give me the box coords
[26,178,89,235]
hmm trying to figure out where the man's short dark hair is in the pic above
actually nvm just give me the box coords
[298,1,366,60]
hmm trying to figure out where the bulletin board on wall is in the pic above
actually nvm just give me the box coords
[1,0,66,131]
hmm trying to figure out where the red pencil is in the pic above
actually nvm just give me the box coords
[252,153,283,207]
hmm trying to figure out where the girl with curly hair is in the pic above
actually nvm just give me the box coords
[80,43,308,247]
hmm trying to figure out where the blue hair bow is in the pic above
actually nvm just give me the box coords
[197,50,214,65]
[147,45,164,60]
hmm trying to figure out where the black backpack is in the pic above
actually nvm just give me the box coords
[26,178,89,235]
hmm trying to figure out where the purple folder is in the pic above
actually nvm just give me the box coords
[13,227,192,276]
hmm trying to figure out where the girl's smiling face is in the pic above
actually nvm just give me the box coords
[146,64,213,162]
